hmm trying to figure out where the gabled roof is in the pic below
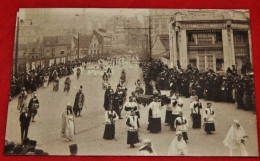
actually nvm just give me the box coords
[43,35,71,46]
[93,30,104,44]
[57,36,71,45]
[73,35,93,48]
[158,34,169,51]
[43,36,58,46]
[27,42,41,49]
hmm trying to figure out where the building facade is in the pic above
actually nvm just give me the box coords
[42,35,73,66]
[169,10,252,72]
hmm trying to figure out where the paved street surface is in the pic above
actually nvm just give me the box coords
[5,62,258,156]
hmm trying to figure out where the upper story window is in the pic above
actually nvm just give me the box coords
[233,31,248,45]
[216,32,222,43]
[188,33,195,42]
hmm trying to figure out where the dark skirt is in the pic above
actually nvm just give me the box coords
[147,118,161,133]
[29,109,37,115]
[103,124,115,140]
[165,110,172,123]
[127,131,139,144]
[192,114,201,129]
[204,122,215,132]
[182,132,188,141]
[135,111,140,119]
[170,114,179,130]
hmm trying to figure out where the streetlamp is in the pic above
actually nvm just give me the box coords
[14,16,20,75]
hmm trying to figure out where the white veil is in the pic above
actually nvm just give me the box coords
[223,120,248,156]
[168,134,188,156]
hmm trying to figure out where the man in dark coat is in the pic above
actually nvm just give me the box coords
[104,84,114,111]
[73,86,85,117]
[19,107,31,143]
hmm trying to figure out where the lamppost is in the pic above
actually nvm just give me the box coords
[14,16,20,75]
[78,32,80,59]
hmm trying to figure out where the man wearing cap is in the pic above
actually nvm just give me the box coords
[168,131,188,156]
[126,109,140,148]
[28,92,39,122]
[147,94,162,133]
[114,85,125,119]
[73,86,85,117]
[203,102,215,134]
[138,139,157,156]
[20,107,31,143]
[69,144,78,156]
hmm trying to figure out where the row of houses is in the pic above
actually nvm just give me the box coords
[13,29,112,73]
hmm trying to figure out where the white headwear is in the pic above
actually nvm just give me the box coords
[139,139,152,150]
[168,132,188,156]
[138,139,156,156]
[178,99,184,106]
[176,131,182,136]
[223,120,248,156]
[67,102,71,106]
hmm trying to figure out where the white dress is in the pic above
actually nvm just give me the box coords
[62,114,75,140]
[223,124,248,156]
[43,76,49,88]
[168,137,188,156]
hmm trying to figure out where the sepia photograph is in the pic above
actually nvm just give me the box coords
[3,8,258,156]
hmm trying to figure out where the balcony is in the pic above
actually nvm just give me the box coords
[187,41,223,49]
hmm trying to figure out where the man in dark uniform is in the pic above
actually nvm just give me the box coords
[225,75,234,103]
[19,107,31,143]
[114,85,125,119]
[234,77,244,109]
[104,84,114,111]
[73,86,85,116]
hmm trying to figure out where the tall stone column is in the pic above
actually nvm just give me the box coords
[169,22,178,68]
[179,29,188,69]
[230,29,236,67]
[222,28,235,71]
